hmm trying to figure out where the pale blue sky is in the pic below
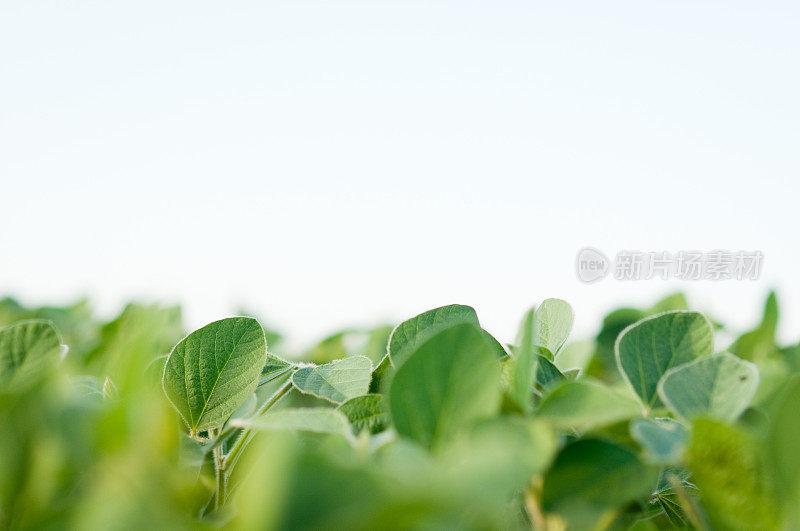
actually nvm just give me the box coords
[2,1,798,347]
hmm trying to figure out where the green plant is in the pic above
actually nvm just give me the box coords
[1,292,798,529]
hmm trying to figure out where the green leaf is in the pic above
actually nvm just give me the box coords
[542,438,659,528]
[688,418,778,529]
[291,356,372,405]
[338,394,389,434]
[389,323,501,449]
[371,304,480,392]
[535,380,642,432]
[764,374,800,525]
[534,298,574,358]
[658,352,758,422]
[535,355,565,391]
[162,317,266,432]
[508,307,537,412]
[260,353,296,385]
[730,291,780,362]
[554,339,594,372]
[616,310,713,410]
[386,304,479,370]
[231,407,353,440]
[0,320,65,392]
[629,418,687,465]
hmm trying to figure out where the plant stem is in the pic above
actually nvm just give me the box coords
[221,378,293,471]
[211,428,225,510]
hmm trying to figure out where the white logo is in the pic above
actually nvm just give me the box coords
[576,247,609,283]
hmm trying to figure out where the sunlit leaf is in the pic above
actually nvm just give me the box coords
[292,356,372,404]
[616,310,713,410]
[658,352,758,422]
[162,317,266,431]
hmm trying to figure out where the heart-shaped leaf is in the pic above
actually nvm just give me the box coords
[292,356,372,404]
[0,320,65,393]
[616,310,713,410]
[658,352,759,422]
[389,323,501,449]
[162,317,266,432]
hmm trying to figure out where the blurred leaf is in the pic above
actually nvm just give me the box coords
[658,352,758,423]
[616,310,713,410]
[542,438,659,528]
[508,306,537,412]
[688,418,778,530]
[232,408,353,440]
[389,324,501,449]
[730,291,779,362]
[0,320,64,393]
[764,374,800,525]
[338,394,389,434]
[292,356,372,405]
[101,377,118,401]
[163,317,266,432]
[554,339,594,372]
[535,380,642,432]
[535,355,565,391]
[630,418,687,465]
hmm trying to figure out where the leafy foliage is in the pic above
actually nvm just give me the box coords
[1,291,798,530]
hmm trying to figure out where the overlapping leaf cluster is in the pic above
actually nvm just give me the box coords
[1,293,799,529]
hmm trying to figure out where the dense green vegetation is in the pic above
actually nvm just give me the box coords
[1,293,798,529]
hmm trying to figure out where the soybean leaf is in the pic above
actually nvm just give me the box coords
[616,310,713,410]
[535,355,565,391]
[162,317,266,432]
[688,419,778,529]
[542,438,659,529]
[534,298,574,358]
[371,304,479,392]
[535,380,642,432]
[231,408,353,440]
[508,307,537,412]
[658,352,758,423]
[389,323,501,449]
[260,352,296,386]
[764,374,800,525]
[554,339,594,372]
[338,394,389,434]
[0,320,65,393]
[652,469,701,528]
[387,304,478,369]
[292,356,372,405]
[730,291,780,362]
[630,418,688,465]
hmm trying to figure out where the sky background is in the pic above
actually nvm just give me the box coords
[2,1,798,350]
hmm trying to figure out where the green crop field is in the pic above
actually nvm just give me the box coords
[1,292,797,530]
